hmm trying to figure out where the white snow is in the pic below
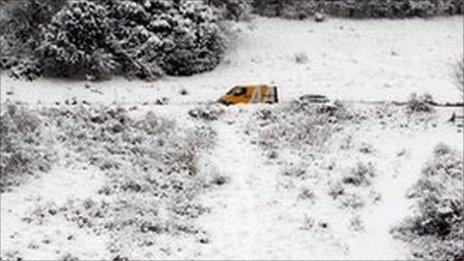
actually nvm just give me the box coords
[1,15,463,260]
[195,112,345,260]
[1,16,463,105]
[0,166,111,260]
[193,107,463,260]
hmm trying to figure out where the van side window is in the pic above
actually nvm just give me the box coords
[229,87,246,96]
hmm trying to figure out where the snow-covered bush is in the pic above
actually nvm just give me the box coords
[294,52,308,64]
[0,33,22,71]
[282,163,307,179]
[192,124,217,150]
[8,57,43,81]
[0,0,66,75]
[0,0,65,38]
[0,103,56,192]
[103,0,227,77]
[342,162,376,187]
[252,0,320,19]
[323,0,463,18]
[188,105,225,121]
[39,1,118,80]
[405,93,435,114]
[392,145,463,260]
[249,102,352,154]
[339,192,365,209]
[207,0,252,21]
[1,0,228,80]
[154,0,227,75]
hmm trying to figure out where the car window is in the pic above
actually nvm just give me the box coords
[230,87,246,96]
[301,95,325,99]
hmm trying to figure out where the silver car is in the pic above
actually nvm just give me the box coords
[297,94,330,104]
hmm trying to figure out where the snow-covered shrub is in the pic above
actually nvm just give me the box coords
[207,0,252,21]
[191,124,217,150]
[39,1,118,80]
[155,97,169,105]
[295,52,308,64]
[249,102,352,154]
[9,57,43,81]
[61,253,80,261]
[359,142,374,154]
[392,146,463,260]
[282,163,307,179]
[188,105,225,121]
[0,0,66,38]
[252,0,463,19]
[339,192,365,209]
[342,162,376,186]
[328,181,345,200]
[252,0,320,19]
[298,187,316,201]
[349,216,364,231]
[300,215,316,230]
[0,34,19,70]
[158,1,227,76]
[210,174,229,186]
[314,11,326,22]
[0,0,66,76]
[406,93,435,114]
[108,0,227,77]
[0,103,56,192]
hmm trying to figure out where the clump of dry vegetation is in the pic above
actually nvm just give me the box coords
[392,144,463,261]
[294,52,309,64]
[0,102,56,192]
[342,162,376,187]
[188,105,225,121]
[405,93,435,114]
[247,102,354,156]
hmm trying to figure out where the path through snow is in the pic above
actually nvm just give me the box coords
[195,114,346,260]
[192,108,464,260]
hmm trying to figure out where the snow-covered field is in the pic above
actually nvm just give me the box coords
[1,16,463,260]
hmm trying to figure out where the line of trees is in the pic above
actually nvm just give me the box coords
[0,0,230,80]
[252,0,464,19]
[1,0,462,81]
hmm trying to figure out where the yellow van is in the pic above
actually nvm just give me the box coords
[218,84,279,105]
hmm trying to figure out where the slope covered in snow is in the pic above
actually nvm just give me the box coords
[1,102,462,260]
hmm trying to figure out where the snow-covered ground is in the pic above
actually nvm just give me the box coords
[1,16,463,260]
[1,102,463,260]
[1,16,463,105]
